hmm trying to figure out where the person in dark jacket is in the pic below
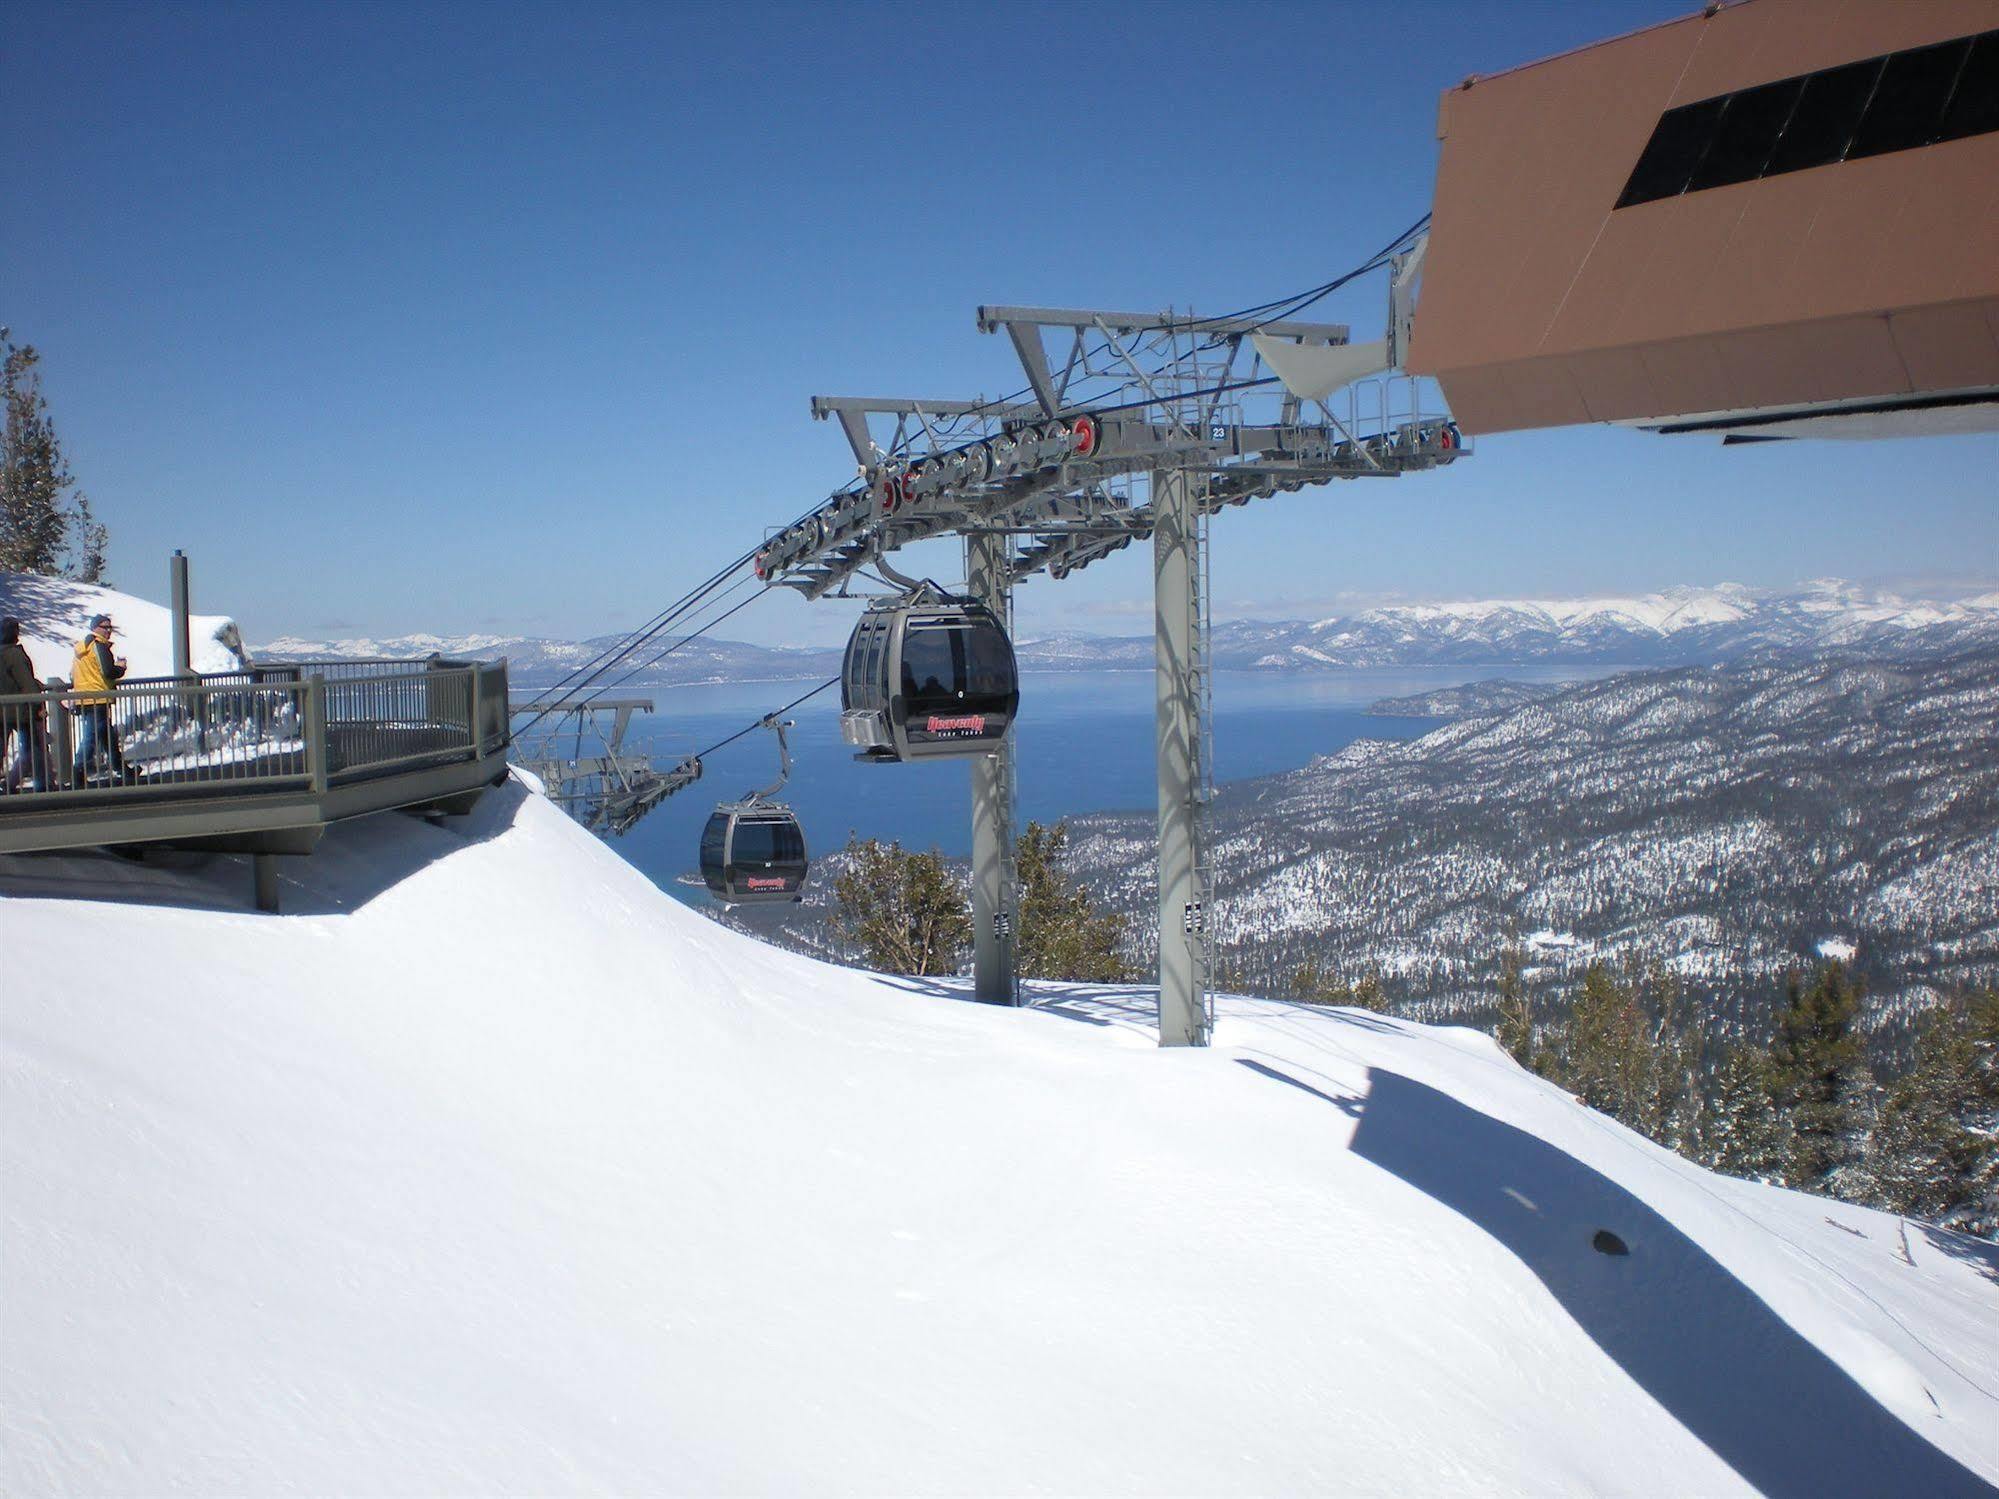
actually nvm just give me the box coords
[1,615,51,792]
[70,612,128,781]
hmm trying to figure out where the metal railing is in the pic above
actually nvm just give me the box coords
[0,658,509,808]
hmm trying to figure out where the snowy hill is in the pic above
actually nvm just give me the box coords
[0,570,247,681]
[1365,677,1567,719]
[4,780,1996,1495]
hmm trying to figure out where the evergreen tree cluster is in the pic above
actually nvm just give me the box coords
[1498,957,1999,1239]
[1,331,107,582]
[1287,958,1389,1012]
[829,820,1129,985]
[831,839,971,977]
[1014,821,1128,983]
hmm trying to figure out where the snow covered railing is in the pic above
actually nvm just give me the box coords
[0,658,509,809]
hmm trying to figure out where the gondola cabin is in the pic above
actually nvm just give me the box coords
[700,803,808,903]
[840,599,1019,762]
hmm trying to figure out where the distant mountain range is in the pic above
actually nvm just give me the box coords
[1024,580,1999,672]
[256,580,1999,686]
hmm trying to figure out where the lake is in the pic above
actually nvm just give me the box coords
[585,665,1602,903]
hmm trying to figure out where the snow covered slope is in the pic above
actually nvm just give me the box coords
[0,570,247,681]
[3,780,1996,1496]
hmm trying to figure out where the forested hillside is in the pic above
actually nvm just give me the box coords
[1060,650,1999,1026]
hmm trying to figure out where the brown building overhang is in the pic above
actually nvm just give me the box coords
[1404,0,1999,435]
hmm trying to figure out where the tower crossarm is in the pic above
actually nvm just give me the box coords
[761,270,1461,597]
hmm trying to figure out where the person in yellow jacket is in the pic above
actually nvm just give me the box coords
[70,612,128,781]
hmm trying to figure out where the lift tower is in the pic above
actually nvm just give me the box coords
[771,241,1462,1044]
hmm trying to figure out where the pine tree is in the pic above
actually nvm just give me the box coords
[1013,820,1127,982]
[1541,963,1699,1144]
[831,837,971,977]
[1550,964,1652,1126]
[1493,944,1535,1067]
[1647,969,1706,1156]
[1700,1042,1792,1184]
[1767,960,1872,1194]
[1867,990,1999,1237]
[0,331,108,581]
[1969,988,1999,1239]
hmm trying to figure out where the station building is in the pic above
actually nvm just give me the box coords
[1405,0,1999,439]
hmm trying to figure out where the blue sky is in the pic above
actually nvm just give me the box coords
[8,0,1995,648]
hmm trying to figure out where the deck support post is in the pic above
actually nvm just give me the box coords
[47,683,75,790]
[469,665,487,761]
[253,853,281,914]
[304,675,329,794]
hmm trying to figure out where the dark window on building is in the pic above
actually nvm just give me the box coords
[1615,29,1998,209]
[1764,57,1882,176]
[1849,38,1970,158]
[1688,77,1803,190]
[1940,31,1999,141]
[1616,96,1727,207]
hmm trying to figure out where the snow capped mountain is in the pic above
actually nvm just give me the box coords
[256,630,567,662]
[1245,581,1999,670]
[251,581,1998,684]
[1022,581,1998,673]
[4,777,1995,1493]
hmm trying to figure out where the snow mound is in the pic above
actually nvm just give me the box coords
[3,779,1996,1495]
[0,570,247,681]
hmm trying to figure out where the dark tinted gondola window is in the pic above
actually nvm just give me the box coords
[1687,78,1802,190]
[861,624,883,702]
[1614,30,1997,209]
[901,626,960,701]
[700,814,728,874]
[1849,38,1969,158]
[732,818,803,866]
[962,625,1016,697]
[901,622,1016,710]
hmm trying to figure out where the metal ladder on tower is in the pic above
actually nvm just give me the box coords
[997,539,1023,1006]
[1188,477,1217,1043]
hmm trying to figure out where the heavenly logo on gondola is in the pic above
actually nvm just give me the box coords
[745,877,789,891]
[925,713,987,734]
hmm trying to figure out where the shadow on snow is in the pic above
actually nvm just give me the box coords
[1244,1059,1995,1499]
